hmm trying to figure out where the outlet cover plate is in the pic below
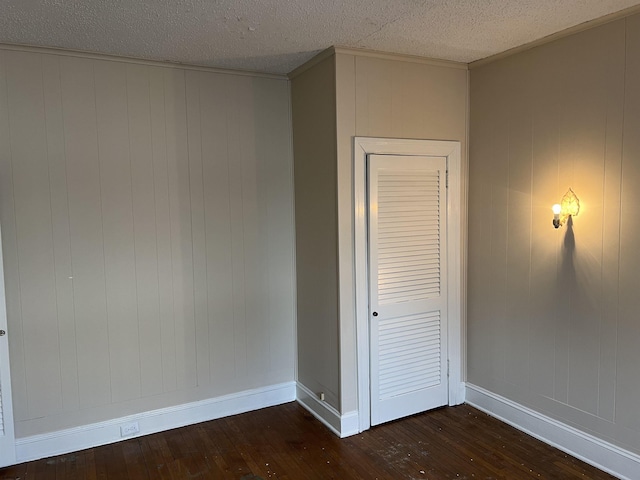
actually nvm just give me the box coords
[120,421,140,437]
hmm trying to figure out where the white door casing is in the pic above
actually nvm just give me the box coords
[354,137,463,433]
[368,154,448,426]
[0,224,15,467]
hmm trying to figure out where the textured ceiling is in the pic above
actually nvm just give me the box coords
[1,0,639,74]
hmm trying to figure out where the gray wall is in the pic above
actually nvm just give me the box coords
[290,56,341,410]
[0,48,296,437]
[469,14,640,454]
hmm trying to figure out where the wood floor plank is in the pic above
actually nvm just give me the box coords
[260,407,334,479]
[33,457,57,480]
[193,424,238,479]
[225,410,300,479]
[75,449,98,480]
[0,462,25,480]
[274,406,367,479]
[404,408,515,478]
[202,417,255,478]
[0,403,617,479]
[121,440,149,480]
[139,433,175,480]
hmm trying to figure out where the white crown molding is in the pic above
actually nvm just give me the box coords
[288,45,468,80]
[332,46,468,70]
[0,43,287,80]
[470,3,640,69]
[287,47,336,79]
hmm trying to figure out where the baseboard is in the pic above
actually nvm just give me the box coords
[295,383,359,438]
[339,410,359,437]
[466,383,640,480]
[16,381,296,463]
[449,381,466,406]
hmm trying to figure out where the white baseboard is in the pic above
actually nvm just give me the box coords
[449,381,466,406]
[295,383,359,438]
[16,381,296,463]
[466,383,640,480]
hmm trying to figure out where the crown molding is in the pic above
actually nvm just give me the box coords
[332,46,468,70]
[287,47,336,79]
[288,44,468,79]
[0,43,287,80]
[470,3,640,69]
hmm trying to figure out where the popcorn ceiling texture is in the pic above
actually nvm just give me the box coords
[1,0,639,74]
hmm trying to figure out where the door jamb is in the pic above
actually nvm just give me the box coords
[354,137,463,433]
[0,224,16,466]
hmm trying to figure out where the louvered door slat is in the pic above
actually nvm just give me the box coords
[381,259,440,269]
[380,240,439,248]
[379,216,439,224]
[378,248,440,259]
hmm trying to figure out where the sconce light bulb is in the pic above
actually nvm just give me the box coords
[552,203,561,228]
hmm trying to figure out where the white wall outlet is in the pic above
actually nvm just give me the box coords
[120,421,140,437]
[319,392,325,401]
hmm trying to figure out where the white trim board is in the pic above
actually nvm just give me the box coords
[16,382,296,464]
[353,137,465,433]
[0,44,286,80]
[288,46,466,80]
[466,383,640,480]
[295,383,359,438]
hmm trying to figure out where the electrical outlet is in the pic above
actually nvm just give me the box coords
[120,421,140,437]
[319,392,325,401]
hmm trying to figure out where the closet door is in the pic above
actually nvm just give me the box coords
[368,154,448,426]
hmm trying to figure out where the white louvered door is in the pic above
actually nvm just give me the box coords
[368,154,448,426]
[0,224,15,466]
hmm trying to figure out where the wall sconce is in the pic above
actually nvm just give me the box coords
[552,188,580,228]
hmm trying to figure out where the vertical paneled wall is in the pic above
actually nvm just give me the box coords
[469,14,640,454]
[290,56,341,411]
[0,48,295,437]
[335,53,468,413]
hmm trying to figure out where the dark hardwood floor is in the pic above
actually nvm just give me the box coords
[0,402,615,479]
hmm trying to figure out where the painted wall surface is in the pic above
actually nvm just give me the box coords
[468,15,640,454]
[291,56,341,410]
[335,53,468,413]
[0,48,296,437]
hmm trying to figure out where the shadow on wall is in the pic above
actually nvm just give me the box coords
[559,216,576,300]
[563,217,576,253]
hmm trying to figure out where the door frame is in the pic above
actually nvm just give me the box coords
[354,137,464,433]
[0,224,16,466]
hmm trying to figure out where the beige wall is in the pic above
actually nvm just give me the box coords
[291,50,467,418]
[0,48,296,437]
[291,56,341,410]
[335,52,468,413]
[469,14,640,454]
